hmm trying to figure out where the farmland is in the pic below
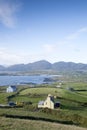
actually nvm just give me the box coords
[0,117,87,130]
[0,73,87,130]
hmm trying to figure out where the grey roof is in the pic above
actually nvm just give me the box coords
[38,101,44,105]
[9,86,16,89]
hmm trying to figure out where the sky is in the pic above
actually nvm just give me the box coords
[0,0,87,65]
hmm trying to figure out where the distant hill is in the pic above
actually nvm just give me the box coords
[0,65,6,71]
[0,60,87,72]
[27,60,52,70]
[7,64,26,71]
[52,61,87,71]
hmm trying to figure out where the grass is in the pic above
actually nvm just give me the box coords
[0,93,14,104]
[0,81,87,129]
[19,87,62,96]
[77,91,87,97]
[19,87,87,103]
[0,117,87,130]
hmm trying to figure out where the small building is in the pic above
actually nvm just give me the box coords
[6,85,17,93]
[56,83,62,88]
[56,85,61,88]
[8,101,16,107]
[38,94,60,109]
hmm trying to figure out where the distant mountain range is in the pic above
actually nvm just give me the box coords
[0,60,87,72]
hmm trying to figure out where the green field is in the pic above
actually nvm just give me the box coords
[0,117,87,130]
[0,80,87,130]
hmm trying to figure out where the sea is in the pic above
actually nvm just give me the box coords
[0,75,53,86]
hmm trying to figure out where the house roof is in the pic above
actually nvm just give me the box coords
[10,86,16,88]
[7,86,16,90]
[38,101,44,105]
[48,94,52,97]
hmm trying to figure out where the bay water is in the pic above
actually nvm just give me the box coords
[0,75,51,86]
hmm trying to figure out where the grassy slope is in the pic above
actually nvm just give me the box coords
[0,83,87,129]
[19,87,87,103]
[0,117,87,130]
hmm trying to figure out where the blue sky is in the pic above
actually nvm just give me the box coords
[0,0,87,65]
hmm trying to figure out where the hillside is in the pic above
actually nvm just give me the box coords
[0,117,86,130]
[0,60,87,72]
[0,83,87,129]
[0,65,5,71]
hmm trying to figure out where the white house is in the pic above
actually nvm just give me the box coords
[6,86,17,93]
[56,83,62,88]
[38,94,60,109]
[56,85,61,88]
[38,94,55,109]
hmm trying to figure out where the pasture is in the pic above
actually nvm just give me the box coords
[0,81,87,129]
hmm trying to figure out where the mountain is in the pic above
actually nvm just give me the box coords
[52,61,87,71]
[0,60,87,72]
[5,60,52,71]
[27,60,52,70]
[7,64,26,71]
[0,65,5,71]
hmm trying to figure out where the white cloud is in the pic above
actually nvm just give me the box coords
[0,47,24,65]
[66,27,87,40]
[0,47,44,65]
[0,0,21,28]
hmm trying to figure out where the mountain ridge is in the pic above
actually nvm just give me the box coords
[0,60,87,72]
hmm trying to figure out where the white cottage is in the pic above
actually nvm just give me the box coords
[6,86,17,93]
[38,94,54,109]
